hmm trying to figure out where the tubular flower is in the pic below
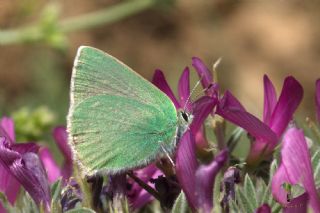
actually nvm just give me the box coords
[39,126,73,183]
[127,164,162,209]
[175,131,228,212]
[217,75,303,164]
[152,66,216,147]
[271,127,320,212]
[0,117,51,212]
[151,60,219,211]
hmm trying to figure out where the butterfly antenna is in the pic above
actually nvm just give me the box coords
[160,144,175,167]
[183,76,203,113]
[183,58,222,114]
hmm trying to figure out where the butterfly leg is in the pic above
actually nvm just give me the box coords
[160,143,175,167]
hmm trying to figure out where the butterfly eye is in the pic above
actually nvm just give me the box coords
[182,112,189,122]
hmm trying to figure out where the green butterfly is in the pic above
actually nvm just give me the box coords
[67,46,191,176]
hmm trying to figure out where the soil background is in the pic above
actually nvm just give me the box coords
[0,0,319,123]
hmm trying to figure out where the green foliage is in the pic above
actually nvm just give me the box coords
[229,161,281,213]
[171,192,191,213]
[0,191,14,212]
[0,190,39,213]
[12,106,55,141]
[312,149,320,187]
[39,3,66,49]
[65,207,96,213]
[50,178,63,213]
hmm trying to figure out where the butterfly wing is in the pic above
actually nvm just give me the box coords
[68,46,177,175]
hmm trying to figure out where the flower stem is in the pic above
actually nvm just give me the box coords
[127,172,161,201]
[59,0,157,33]
[0,0,162,45]
[73,165,93,209]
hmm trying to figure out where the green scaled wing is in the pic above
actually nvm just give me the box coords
[67,46,178,176]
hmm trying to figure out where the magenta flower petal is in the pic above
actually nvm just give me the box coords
[190,96,216,134]
[152,69,180,108]
[0,140,38,206]
[316,79,320,123]
[254,204,271,213]
[192,57,219,97]
[11,152,51,212]
[0,163,20,204]
[283,192,308,213]
[195,126,209,149]
[263,75,277,125]
[175,131,198,210]
[269,76,303,137]
[53,127,72,179]
[53,127,72,162]
[217,91,278,145]
[218,90,246,111]
[195,149,228,213]
[0,137,50,212]
[11,143,39,154]
[0,138,22,206]
[192,57,213,89]
[0,117,15,142]
[128,164,162,209]
[178,67,191,111]
[39,147,61,183]
[271,127,320,212]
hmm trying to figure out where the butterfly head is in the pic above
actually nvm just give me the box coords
[177,110,193,134]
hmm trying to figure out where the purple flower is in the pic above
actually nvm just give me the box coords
[127,164,162,209]
[192,57,219,98]
[152,61,220,211]
[316,79,320,123]
[221,167,241,211]
[0,118,21,212]
[192,60,303,164]
[271,127,320,212]
[254,204,271,213]
[0,117,51,212]
[217,75,303,164]
[152,66,216,144]
[175,131,228,212]
[39,147,61,183]
[282,193,308,213]
[152,68,191,112]
[39,126,72,183]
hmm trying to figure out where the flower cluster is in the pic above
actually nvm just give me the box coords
[0,57,319,213]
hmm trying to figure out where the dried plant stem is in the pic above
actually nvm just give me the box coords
[73,164,94,209]
[127,172,161,201]
[0,0,160,45]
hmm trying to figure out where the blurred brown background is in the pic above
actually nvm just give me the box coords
[0,0,319,124]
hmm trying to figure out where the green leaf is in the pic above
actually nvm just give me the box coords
[269,159,278,180]
[14,191,39,213]
[236,186,255,213]
[50,178,62,213]
[243,174,257,208]
[0,192,14,212]
[65,207,96,213]
[311,149,320,167]
[213,172,223,213]
[172,192,189,213]
[229,199,240,213]
[255,178,267,204]
[311,150,320,186]
[227,127,245,152]
[231,172,282,212]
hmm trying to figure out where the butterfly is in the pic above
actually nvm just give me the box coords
[67,46,192,176]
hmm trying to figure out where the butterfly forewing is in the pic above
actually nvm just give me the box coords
[68,46,178,175]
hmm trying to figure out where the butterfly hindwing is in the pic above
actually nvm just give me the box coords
[68,46,178,175]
